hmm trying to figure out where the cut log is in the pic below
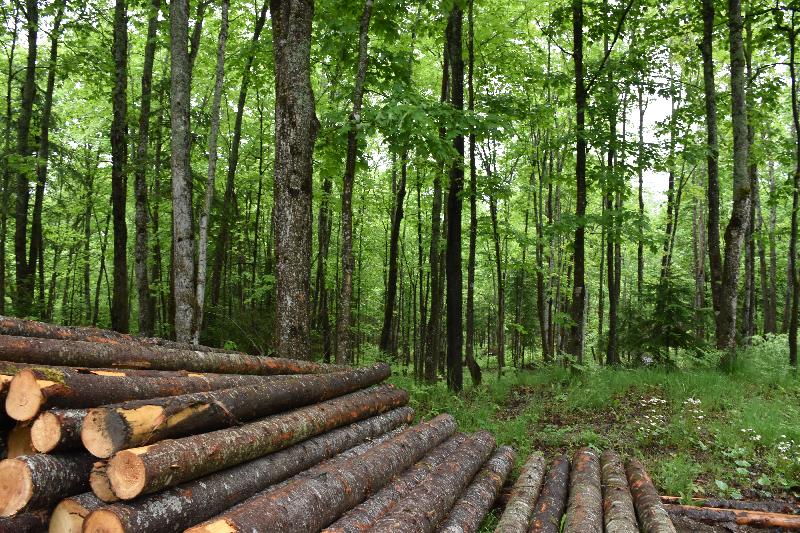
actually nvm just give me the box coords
[494,452,546,533]
[31,409,83,453]
[6,423,34,458]
[0,453,94,516]
[105,384,408,499]
[48,492,105,533]
[368,431,497,533]
[528,455,570,533]
[0,509,50,533]
[81,362,390,457]
[89,461,118,503]
[437,445,516,533]
[5,367,287,422]
[81,408,413,533]
[664,503,800,528]
[0,335,340,375]
[626,457,676,533]
[324,433,470,532]
[185,414,457,533]
[660,495,800,514]
[600,450,638,533]
[563,448,602,533]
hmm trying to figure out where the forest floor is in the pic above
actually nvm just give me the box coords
[384,335,800,531]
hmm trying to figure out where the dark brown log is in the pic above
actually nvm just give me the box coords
[48,492,104,533]
[30,409,83,453]
[0,335,342,375]
[324,433,470,532]
[626,457,676,533]
[5,366,285,421]
[0,453,94,516]
[0,509,49,533]
[82,408,412,533]
[600,450,638,533]
[6,423,33,458]
[437,445,515,533]
[495,452,546,532]
[660,495,800,514]
[528,455,569,533]
[89,461,118,503]
[105,385,408,499]
[368,431,497,532]
[664,503,800,529]
[563,448,602,533]
[81,362,390,458]
[185,414,457,533]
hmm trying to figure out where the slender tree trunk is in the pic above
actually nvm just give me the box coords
[193,0,229,345]
[765,161,778,333]
[0,7,18,314]
[271,0,318,360]
[743,16,757,339]
[488,194,505,375]
[93,213,112,326]
[84,161,94,323]
[134,0,161,336]
[693,173,707,341]
[637,85,645,298]
[416,173,426,380]
[170,0,195,342]
[787,21,799,367]
[380,154,407,356]
[314,178,332,361]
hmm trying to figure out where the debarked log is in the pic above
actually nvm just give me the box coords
[105,384,409,499]
[626,457,676,533]
[663,503,800,529]
[528,455,570,533]
[495,452,545,533]
[600,450,638,533]
[563,448,602,533]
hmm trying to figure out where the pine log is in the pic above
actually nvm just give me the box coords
[437,445,516,533]
[0,335,340,375]
[105,384,408,499]
[6,423,34,458]
[368,431,498,533]
[30,409,83,453]
[663,503,800,528]
[81,362,390,458]
[81,408,412,533]
[185,414,458,533]
[563,448,602,533]
[528,455,571,533]
[0,509,49,533]
[495,452,546,533]
[600,450,638,533]
[0,453,94,516]
[48,492,105,533]
[626,457,676,533]
[324,433,471,532]
[5,367,287,422]
[89,461,118,503]
[660,495,800,514]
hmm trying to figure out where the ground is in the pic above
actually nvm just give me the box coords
[382,334,800,531]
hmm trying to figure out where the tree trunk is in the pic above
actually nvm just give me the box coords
[765,161,778,333]
[529,455,571,533]
[788,21,799,367]
[271,0,318,360]
[600,451,638,533]
[563,448,602,533]
[626,458,677,533]
[489,194,505,373]
[693,173,707,341]
[637,86,646,298]
[0,7,18,315]
[494,453,546,533]
[380,154,407,356]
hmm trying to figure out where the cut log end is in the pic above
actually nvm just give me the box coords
[31,412,61,453]
[82,409,120,459]
[49,497,93,533]
[89,461,119,503]
[82,509,127,533]
[5,370,45,422]
[106,449,147,500]
[0,458,33,517]
[6,424,34,458]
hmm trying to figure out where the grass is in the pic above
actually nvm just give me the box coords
[379,334,800,508]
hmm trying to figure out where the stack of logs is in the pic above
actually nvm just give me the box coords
[0,317,514,533]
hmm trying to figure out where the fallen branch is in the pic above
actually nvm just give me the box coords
[664,503,800,529]
[494,452,546,532]
[528,455,571,533]
[626,457,676,533]
[601,450,638,533]
[660,495,800,514]
[563,448,603,533]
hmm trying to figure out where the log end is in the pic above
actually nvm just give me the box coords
[5,370,45,422]
[185,518,239,533]
[89,462,119,503]
[106,450,147,500]
[49,497,93,533]
[0,458,33,517]
[31,412,61,453]
[82,409,123,459]
[82,509,126,533]
[6,424,34,458]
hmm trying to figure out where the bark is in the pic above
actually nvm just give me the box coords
[82,408,412,533]
[766,161,778,333]
[325,434,469,532]
[380,155,408,355]
[49,492,105,533]
[105,385,408,499]
[170,0,195,342]
[495,453,546,533]
[437,445,515,533]
[30,408,84,453]
[185,414,457,533]
[193,0,229,345]
[693,174,707,340]
[601,450,638,533]
[0,335,339,375]
[637,86,645,297]
[489,193,505,373]
[528,455,571,533]
[271,0,318,360]
[0,509,50,533]
[133,0,160,337]
[82,363,390,457]
[5,366,290,422]
[368,431,496,533]
[89,461,118,503]
[659,496,800,514]
[787,16,800,366]
[0,8,19,316]
[0,453,94,516]
[664,504,800,528]
[626,458,676,533]
[563,448,602,533]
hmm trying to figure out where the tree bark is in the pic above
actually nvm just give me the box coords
[626,458,676,533]
[601,450,638,533]
[380,155,408,355]
[563,448,602,533]
[637,86,646,298]
[0,509,50,532]
[786,16,800,367]
[659,495,800,514]
[185,414,457,533]
[664,504,800,529]
[49,492,105,533]
[0,7,19,316]
[765,161,778,333]
[528,455,571,533]
[30,408,84,453]
[495,453,546,533]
